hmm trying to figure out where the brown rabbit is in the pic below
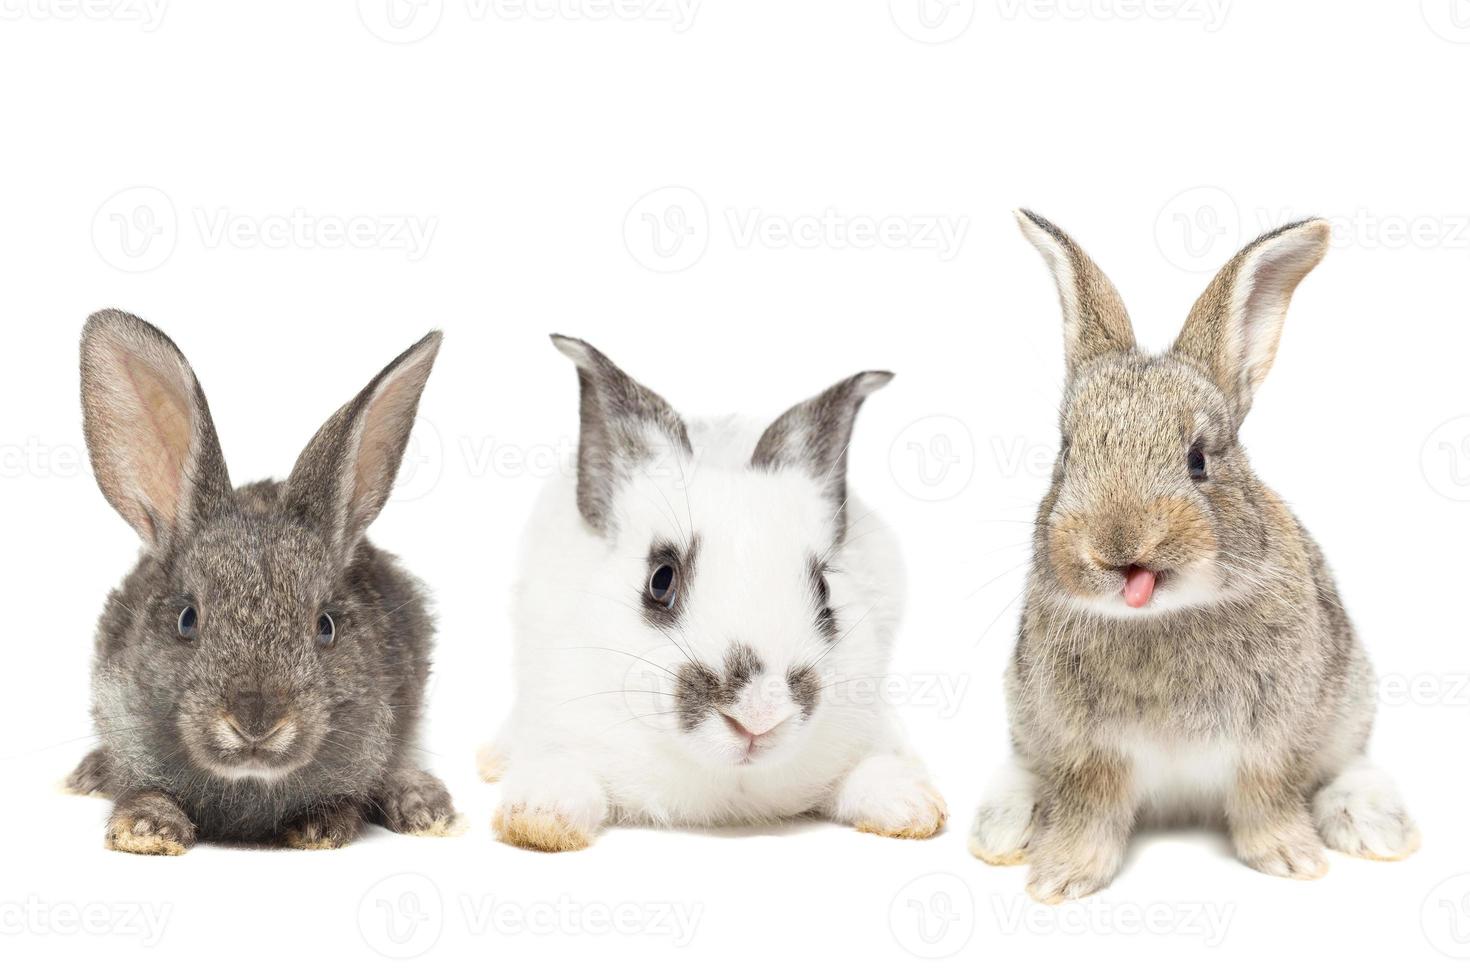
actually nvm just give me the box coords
[968,212,1418,903]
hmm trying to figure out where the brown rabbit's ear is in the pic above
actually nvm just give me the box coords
[750,371,892,516]
[1015,209,1136,376]
[550,334,692,535]
[285,331,442,556]
[80,310,233,549]
[1172,219,1331,419]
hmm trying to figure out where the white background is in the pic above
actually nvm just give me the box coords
[2,1,1469,976]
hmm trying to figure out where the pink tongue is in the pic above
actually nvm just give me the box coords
[1123,567,1156,608]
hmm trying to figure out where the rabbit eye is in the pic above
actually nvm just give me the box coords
[1188,441,1208,481]
[316,613,336,648]
[176,605,198,640]
[648,564,677,608]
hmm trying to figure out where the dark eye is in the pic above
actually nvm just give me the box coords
[176,605,198,640]
[648,564,677,609]
[1188,441,1208,481]
[316,613,336,648]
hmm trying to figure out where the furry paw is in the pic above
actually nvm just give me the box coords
[1313,763,1420,862]
[378,769,459,837]
[493,803,594,852]
[1025,841,1124,904]
[282,803,363,850]
[830,753,947,840]
[968,763,1039,865]
[106,792,195,856]
[64,748,112,798]
[1236,833,1329,880]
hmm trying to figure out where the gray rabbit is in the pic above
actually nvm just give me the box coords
[968,213,1418,902]
[65,310,456,853]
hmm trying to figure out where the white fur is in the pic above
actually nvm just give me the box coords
[967,760,1038,863]
[492,415,933,834]
[1312,757,1420,860]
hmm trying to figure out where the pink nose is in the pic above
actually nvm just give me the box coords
[720,713,781,740]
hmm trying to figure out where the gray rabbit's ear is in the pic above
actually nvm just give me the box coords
[750,371,892,515]
[285,331,442,556]
[1172,219,1331,419]
[80,310,233,549]
[551,335,691,535]
[1016,209,1137,376]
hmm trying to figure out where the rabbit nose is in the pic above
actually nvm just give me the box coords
[224,689,290,742]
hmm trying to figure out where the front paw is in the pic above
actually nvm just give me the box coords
[282,802,363,850]
[379,769,460,837]
[854,782,948,840]
[1236,833,1328,880]
[1025,839,1124,904]
[493,802,595,852]
[65,748,112,798]
[106,791,195,856]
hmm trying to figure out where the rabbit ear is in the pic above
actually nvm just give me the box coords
[285,331,442,556]
[1172,219,1331,419]
[750,371,892,516]
[1015,209,1136,376]
[551,335,692,535]
[80,310,233,549]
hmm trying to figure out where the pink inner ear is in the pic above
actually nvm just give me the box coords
[117,350,194,531]
[348,358,429,530]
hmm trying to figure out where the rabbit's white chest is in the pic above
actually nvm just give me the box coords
[1119,734,1240,819]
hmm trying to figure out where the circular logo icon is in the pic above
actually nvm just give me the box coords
[1154,185,1242,273]
[358,0,444,44]
[358,872,444,959]
[889,0,976,44]
[92,186,178,273]
[889,872,975,958]
[888,415,975,502]
[395,417,445,503]
[1422,0,1470,43]
[623,186,709,273]
[1421,416,1470,502]
[1422,873,1470,959]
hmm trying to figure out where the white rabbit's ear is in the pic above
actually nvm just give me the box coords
[80,310,233,549]
[751,371,892,521]
[551,335,691,535]
[1015,209,1136,376]
[285,331,442,557]
[1173,219,1331,418]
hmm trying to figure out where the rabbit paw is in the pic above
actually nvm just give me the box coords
[64,748,113,798]
[1235,830,1329,880]
[282,802,363,850]
[493,765,606,852]
[378,769,460,837]
[830,753,947,839]
[1313,762,1420,862]
[1025,839,1124,904]
[968,762,1039,865]
[106,791,195,856]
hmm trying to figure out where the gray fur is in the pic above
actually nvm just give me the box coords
[70,310,455,850]
[550,334,692,535]
[979,214,1415,900]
